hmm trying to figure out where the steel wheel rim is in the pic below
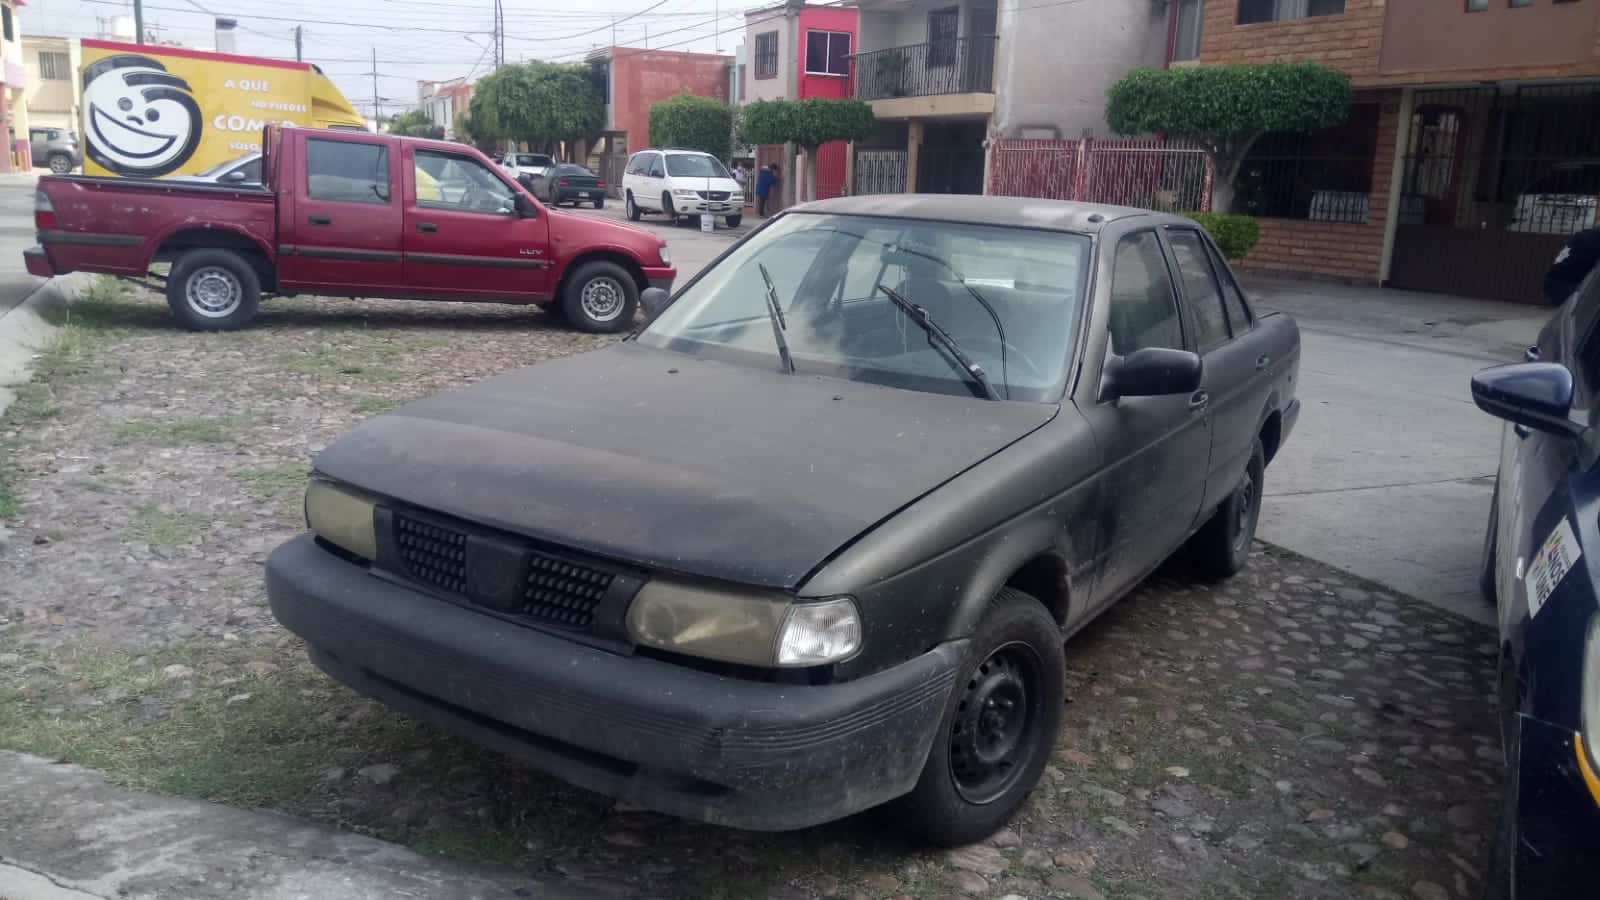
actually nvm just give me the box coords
[186,266,243,318]
[1233,469,1257,551]
[949,641,1043,804]
[50,157,71,174]
[580,276,626,323]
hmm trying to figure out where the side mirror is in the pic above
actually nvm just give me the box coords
[1102,347,1203,400]
[641,287,670,320]
[1471,362,1582,437]
[514,193,539,218]
[224,170,247,182]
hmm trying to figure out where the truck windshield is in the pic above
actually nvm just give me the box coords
[514,154,551,167]
[638,213,1089,402]
[665,154,731,179]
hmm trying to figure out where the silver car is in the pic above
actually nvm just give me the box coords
[167,152,263,186]
[29,128,80,175]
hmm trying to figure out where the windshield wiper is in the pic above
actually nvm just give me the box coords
[876,284,1000,401]
[757,262,796,375]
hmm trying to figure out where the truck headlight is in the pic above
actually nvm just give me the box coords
[657,244,671,266]
[627,580,861,667]
[672,189,699,198]
[304,479,378,562]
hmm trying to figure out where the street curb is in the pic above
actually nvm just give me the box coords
[0,274,92,419]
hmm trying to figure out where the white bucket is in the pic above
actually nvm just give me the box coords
[700,214,714,233]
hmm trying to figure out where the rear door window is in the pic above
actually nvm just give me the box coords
[306,138,390,205]
[1166,229,1231,351]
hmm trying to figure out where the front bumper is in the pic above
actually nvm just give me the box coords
[643,265,675,294]
[266,533,961,830]
[23,247,55,278]
[1511,716,1600,895]
[671,198,737,215]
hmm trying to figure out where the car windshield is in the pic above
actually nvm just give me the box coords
[514,154,550,167]
[637,213,1089,402]
[193,152,259,178]
[665,154,731,179]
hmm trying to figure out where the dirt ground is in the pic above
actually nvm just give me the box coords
[0,284,1500,899]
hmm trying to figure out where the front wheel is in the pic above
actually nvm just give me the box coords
[48,154,73,174]
[725,214,742,228]
[1186,438,1265,578]
[662,192,679,225]
[625,191,641,221]
[561,260,638,334]
[888,588,1065,846]
[165,249,261,331]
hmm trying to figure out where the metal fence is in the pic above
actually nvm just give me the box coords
[855,149,908,195]
[851,37,997,102]
[988,138,1212,211]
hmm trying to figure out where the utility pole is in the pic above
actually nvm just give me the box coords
[294,26,303,61]
[493,0,505,68]
[370,47,380,128]
[134,0,145,43]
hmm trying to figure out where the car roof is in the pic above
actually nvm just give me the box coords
[789,194,1184,234]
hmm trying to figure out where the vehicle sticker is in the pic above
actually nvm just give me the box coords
[1525,517,1582,619]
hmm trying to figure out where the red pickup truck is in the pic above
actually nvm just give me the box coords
[23,125,675,333]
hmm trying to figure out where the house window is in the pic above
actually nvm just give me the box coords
[736,64,745,100]
[2,6,13,42]
[805,30,851,76]
[1237,0,1345,24]
[1465,0,1487,9]
[1235,103,1380,223]
[1509,0,1532,6]
[39,52,71,81]
[1171,0,1205,62]
[755,31,779,79]
[928,7,959,66]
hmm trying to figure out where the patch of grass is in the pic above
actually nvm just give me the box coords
[230,464,308,524]
[124,503,207,546]
[275,340,408,383]
[8,383,60,422]
[74,474,135,493]
[1261,543,1303,561]
[353,395,405,414]
[411,824,529,864]
[113,415,247,446]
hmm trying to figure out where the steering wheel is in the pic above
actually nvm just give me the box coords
[963,335,1046,385]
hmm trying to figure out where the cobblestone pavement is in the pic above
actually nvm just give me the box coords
[0,286,1500,899]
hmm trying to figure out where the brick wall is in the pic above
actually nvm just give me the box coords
[1234,89,1399,283]
[1197,0,1385,81]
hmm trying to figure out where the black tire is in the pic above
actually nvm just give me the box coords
[561,260,639,334]
[725,214,743,228]
[165,249,261,331]
[888,588,1065,846]
[625,191,641,221]
[1187,438,1265,579]
[48,154,73,175]
[662,192,679,225]
[1480,479,1500,607]
[594,199,605,210]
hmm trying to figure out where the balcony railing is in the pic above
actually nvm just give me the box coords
[851,36,997,102]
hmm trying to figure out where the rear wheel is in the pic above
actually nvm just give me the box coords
[47,154,72,174]
[561,260,638,334]
[1187,439,1265,578]
[625,191,641,221]
[725,214,743,228]
[888,588,1064,846]
[165,249,261,331]
[593,198,605,210]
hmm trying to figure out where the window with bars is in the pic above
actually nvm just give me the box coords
[39,52,70,81]
[805,30,851,76]
[755,31,779,79]
[928,7,959,66]
[1238,0,1345,24]
[1235,103,1380,223]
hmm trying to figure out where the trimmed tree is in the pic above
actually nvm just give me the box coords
[739,97,877,203]
[1105,61,1352,213]
[649,92,734,161]
[469,62,604,153]
[388,110,444,139]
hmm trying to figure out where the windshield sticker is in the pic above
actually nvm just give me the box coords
[1526,517,1581,619]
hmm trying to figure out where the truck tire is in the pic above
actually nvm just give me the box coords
[166,249,261,332]
[561,260,638,334]
[48,154,73,174]
[662,192,680,226]
[888,588,1064,847]
[1186,438,1265,579]
[725,214,742,228]
[625,191,642,221]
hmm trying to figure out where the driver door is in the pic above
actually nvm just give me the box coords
[401,146,552,300]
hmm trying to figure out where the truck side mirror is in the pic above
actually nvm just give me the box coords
[641,287,670,320]
[514,193,539,218]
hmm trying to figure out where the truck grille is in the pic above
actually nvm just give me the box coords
[524,555,613,628]
[396,514,467,593]
[696,190,730,201]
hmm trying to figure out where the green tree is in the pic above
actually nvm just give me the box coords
[649,92,734,161]
[388,110,444,139]
[739,98,877,203]
[469,62,604,152]
[1106,61,1352,212]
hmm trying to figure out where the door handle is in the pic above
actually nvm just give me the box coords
[416,222,438,233]
[1255,354,1270,371]
[1524,345,1540,362]
[1188,391,1210,412]
[308,214,332,225]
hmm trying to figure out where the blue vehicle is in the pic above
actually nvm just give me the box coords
[1474,271,1600,898]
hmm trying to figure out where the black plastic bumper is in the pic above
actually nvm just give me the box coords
[266,534,963,830]
[1511,715,1600,896]
[647,276,674,293]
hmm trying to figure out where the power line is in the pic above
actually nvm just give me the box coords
[79,0,494,35]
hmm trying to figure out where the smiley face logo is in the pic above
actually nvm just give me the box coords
[82,54,203,177]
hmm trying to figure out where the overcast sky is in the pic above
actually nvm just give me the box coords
[24,0,760,118]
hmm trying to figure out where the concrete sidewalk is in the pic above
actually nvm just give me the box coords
[0,752,579,900]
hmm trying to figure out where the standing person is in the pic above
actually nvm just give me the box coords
[756,163,779,217]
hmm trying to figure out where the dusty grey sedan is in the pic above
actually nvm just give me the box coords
[267,196,1301,844]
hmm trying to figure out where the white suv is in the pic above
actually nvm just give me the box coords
[622,149,744,228]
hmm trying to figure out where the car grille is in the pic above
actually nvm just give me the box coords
[392,511,617,632]
[396,514,467,593]
[696,190,730,201]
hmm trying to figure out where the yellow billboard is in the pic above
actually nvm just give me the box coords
[79,38,366,178]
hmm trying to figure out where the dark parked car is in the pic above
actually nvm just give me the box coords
[528,163,606,208]
[1473,267,1600,898]
[266,196,1301,843]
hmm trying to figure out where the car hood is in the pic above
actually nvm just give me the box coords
[313,342,1057,589]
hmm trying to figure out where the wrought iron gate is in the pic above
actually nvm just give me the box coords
[855,150,907,195]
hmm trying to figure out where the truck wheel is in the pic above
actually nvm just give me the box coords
[593,199,605,210]
[166,249,261,332]
[562,260,638,334]
[1186,438,1265,579]
[725,214,742,228]
[48,154,73,174]
[625,191,642,221]
[889,588,1064,847]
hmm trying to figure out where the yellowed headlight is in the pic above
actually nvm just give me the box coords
[304,480,378,561]
[626,579,790,667]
